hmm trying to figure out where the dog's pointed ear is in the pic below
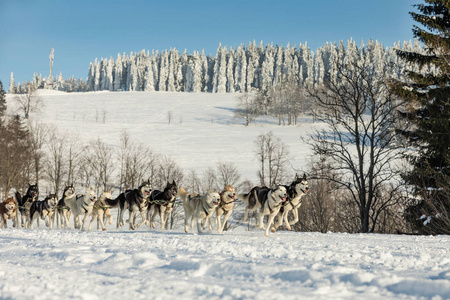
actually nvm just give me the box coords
[303,173,307,180]
[172,180,176,185]
[295,173,299,180]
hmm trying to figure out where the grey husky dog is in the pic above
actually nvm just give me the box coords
[179,187,220,234]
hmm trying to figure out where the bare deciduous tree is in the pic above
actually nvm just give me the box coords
[14,83,43,119]
[216,162,241,187]
[27,122,47,186]
[46,127,67,196]
[306,59,407,233]
[255,132,290,187]
[65,133,82,186]
[156,155,184,188]
[85,138,115,191]
[234,92,260,126]
[118,130,159,191]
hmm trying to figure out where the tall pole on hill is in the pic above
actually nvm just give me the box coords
[49,47,54,85]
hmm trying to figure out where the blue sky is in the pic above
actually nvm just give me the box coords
[1,0,417,91]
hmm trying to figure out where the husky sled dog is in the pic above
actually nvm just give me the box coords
[15,184,39,227]
[214,185,236,234]
[272,173,309,232]
[240,185,287,236]
[63,187,96,230]
[88,190,113,231]
[29,194,58,230]
[0,197,17,228]
[179,187,220,234]
[148,181,178,230]
[116,181,152,230]
[56,185,75,229]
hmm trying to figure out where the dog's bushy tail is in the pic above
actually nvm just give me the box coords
[178,187,189,202]
[105,194,122,208]
[237,192,250,203]
[237,187,259,204]
[14,191,22,205]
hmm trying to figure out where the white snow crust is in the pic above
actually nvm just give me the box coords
[2,90,449,299]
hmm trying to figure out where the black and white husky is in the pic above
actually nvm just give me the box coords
[179,187,220,234]
[29,194,58,229]
[56,185,75,229]
[272,173,309,232]
[148,181,178,231]
[240,185,287,237]
[116,181,152,230]
[15,184,39,228]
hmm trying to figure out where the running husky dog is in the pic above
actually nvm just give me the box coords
[214,185,237,234]
[15,184,39,227]
[179,187,220,234]
[240,185,287,236]
[29,194,58,229]
[116,181,152,230]
[63,187,96,230]
[56,185,75,229]
[272,173,309,232]
[148,181,178,231]
[88,190,113,231]
[0,197,17,228]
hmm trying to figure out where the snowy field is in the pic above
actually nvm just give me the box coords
[0,227,449,299]
[2,90,450,299]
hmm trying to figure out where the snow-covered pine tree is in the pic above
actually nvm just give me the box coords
[235,45,247,92]
[94,59,101,91]
[261,44,275,91]
[217,45,227,93]
[158,51,168,91]
[106,57,114,91]
[200,50,209,92]
[305,48,315,88]
[167,49,176,92]
[192,51,203,93]
[226,48,235,93]
[144,59,155,91]
[0,81,6,116]
[212,44,222,93]
[175,50,184,92]
[392,0,450,235]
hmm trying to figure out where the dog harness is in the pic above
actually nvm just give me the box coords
[202,200,215,216]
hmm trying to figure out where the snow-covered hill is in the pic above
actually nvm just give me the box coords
[2,90,449,300]
[9,89,316,183]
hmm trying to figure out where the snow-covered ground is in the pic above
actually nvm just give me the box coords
[0,227,449,299]
[2,90,449,299]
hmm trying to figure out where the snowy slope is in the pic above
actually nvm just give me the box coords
[8,89,317,183]
[2,90,450,300]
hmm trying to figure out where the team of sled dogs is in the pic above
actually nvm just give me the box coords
[0,174,309,236]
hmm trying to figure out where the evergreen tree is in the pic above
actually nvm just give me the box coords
[393,0,450,234]
[0,81,6,116]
